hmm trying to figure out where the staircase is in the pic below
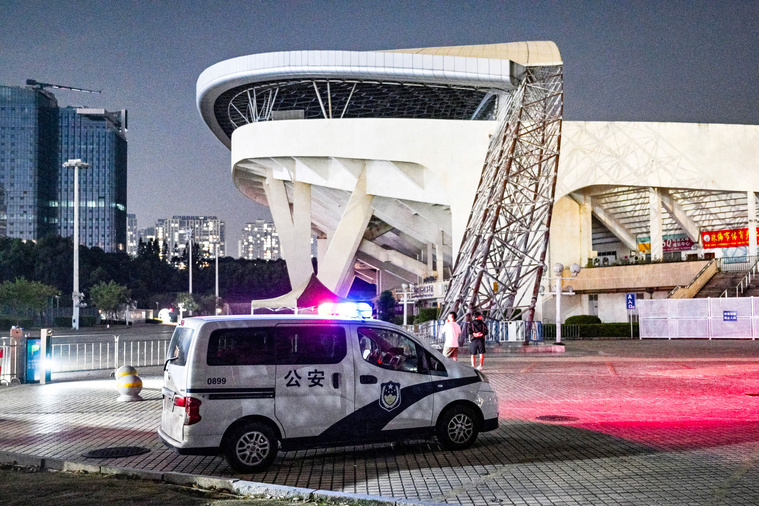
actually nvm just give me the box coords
[695,258,759,297]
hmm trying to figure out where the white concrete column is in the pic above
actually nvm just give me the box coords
[426,242,434,275]
[579,195,593,267]
[749,191,757,259]
[319,169,375,296]
[435,237,443,281]
[264,176,314,290]
[649,188,663,261]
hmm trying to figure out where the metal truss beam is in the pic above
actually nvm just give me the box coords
[441,65,563,322]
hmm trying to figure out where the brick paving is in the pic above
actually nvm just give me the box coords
[1,339,759,504]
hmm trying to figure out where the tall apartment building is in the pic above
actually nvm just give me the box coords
[240,220,280,260]
[0,83,127,251]
[155,215,225,260]
[126,213,138,256]
[57,107,127,252]
[0,85,58,240]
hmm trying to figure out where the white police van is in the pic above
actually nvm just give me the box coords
[159,310,499,472]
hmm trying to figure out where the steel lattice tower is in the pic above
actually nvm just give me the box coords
[440,65,563,322]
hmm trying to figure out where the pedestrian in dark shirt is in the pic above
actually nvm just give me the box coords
[470,311,488,370]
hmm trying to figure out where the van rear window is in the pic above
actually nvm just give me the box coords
[206,325,346,366]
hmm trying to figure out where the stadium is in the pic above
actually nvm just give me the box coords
[196,41,759,330]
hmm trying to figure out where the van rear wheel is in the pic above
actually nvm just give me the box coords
[436,405,479,450]
[224,421,278,473]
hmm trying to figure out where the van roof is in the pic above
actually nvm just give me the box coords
[178,314,383,325]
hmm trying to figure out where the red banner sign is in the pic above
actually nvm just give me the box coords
[702,228,759,249]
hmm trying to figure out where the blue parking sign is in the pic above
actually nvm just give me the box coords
[626,293,636,310]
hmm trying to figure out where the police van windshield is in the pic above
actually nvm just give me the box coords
[166,327,194,366]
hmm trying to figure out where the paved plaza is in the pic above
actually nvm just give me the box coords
[1,338,759,505]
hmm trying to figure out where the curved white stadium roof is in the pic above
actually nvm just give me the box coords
[197,42,560,147]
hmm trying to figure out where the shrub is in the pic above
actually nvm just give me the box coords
[53,316,70,327]
[0,317,33,330]
[414,307,439,324]
[565,314,602,325]
[81,315,97,327]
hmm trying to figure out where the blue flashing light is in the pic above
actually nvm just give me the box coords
[318,302,373,319]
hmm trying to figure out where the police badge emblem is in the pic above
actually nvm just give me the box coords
[379,381,401,411]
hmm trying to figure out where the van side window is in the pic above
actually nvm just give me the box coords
[167,327,194,366]
[275,326,346,365]
[207,328,276,366]
[357,327,424,374]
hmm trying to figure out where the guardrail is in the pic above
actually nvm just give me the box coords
[720,257,759,297]
[409,320,544,345]
[51,338,170,373]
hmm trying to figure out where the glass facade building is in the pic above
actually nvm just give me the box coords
[0,85,59,240]
[0,84,127,252]
[57,107,127,252]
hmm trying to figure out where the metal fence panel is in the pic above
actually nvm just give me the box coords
[51,339,169,373]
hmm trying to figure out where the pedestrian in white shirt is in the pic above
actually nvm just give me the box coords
[440,311,461,361]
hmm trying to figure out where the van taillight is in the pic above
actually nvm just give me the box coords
[174,396,202,425]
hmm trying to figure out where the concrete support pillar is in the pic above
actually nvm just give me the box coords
[579,194,593,267]
[649,188,663,261]
[426,243,434,276]
[749,191,757,259]
[264,176,314,290]
[319,169,374,296]
[435,238,443,281]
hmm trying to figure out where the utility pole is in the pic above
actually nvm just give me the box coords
[64,159,89,330]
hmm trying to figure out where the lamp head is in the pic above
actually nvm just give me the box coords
[570,263,582,276]
[552,263,564,276]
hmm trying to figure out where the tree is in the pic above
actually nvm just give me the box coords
[175,292,199,317]
[376,290,397,322]
[90,281,130,324]
[0,278,59,324]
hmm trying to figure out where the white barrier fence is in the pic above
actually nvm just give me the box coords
[51,339,170,372]
[639,298,759,339]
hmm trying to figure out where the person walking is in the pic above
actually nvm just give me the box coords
[439,311,461,361]
[470,311,488,370]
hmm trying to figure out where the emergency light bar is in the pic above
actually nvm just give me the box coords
[318,302,373,319]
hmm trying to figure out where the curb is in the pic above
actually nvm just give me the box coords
[0,450,442,505]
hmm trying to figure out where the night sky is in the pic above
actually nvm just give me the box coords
[1,0,757,252]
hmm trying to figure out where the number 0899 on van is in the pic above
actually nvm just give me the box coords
[159,314,499,472]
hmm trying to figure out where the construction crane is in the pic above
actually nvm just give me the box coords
[26,79,101,94]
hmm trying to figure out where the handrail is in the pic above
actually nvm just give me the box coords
[667,259,717,299]
[720,257,759,297]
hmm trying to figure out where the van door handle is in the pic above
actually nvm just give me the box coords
[332,372,340,389]
[360,375,377,384]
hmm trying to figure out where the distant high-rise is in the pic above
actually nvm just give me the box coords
[0,83,127,251]
[57,107,127,252]
[126,213,137,256]
[156,215,225,260]
[240,220,280,260]
[0,85,59,240]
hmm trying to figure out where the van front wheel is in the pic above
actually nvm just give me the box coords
[224,421,279,473]
[436,405,479,450]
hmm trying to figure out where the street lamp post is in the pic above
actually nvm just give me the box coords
[400,283,414,326]
[181,229,193,294]
[63,159,89,330]
[214,241,219,315]
[553,263,581,344]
